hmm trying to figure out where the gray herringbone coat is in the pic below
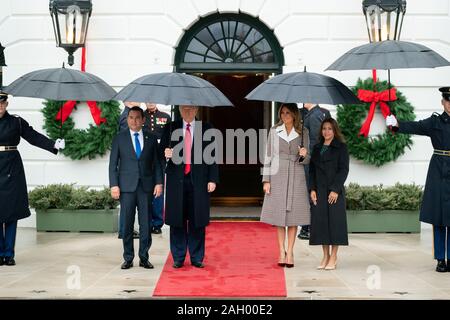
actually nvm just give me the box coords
[260,126,311,227]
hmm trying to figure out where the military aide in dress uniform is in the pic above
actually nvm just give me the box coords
[0,91,64,266]
[386,87,450,273]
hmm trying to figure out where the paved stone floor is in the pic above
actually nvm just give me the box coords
[1,223,449,300]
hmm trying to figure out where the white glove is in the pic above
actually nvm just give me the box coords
[54,138,65,150]
[386,115,398,127]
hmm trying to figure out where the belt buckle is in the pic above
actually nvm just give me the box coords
[0,146,5,151]
[435,150,450,156]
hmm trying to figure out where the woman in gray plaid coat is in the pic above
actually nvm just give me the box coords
[261,103,311,268]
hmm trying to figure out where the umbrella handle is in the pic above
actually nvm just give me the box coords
[60,103,63,138]
[165,105,174,170]
[299,112,305,163]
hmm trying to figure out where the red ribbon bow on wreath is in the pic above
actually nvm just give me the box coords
[357,69,397,137]
[55,47,106,126]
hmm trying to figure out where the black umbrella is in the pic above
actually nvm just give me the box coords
[116,72,233,151]
[326,40,450,97]
[5,65,116,138]
[4,66,116,101]
[245,71,361,105]
[326,40,450,71]
[326,40,450,131]
[114,72,233,107]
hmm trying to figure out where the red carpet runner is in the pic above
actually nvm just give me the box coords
[153,221,287,297]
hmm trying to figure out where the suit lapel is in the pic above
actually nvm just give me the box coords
[122,131,135,159]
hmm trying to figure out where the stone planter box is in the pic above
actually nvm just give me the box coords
[36,209,119,233]
[347,210,420,233]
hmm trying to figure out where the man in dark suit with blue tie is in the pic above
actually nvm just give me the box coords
[161,105,219,269]
[109,106,163,269]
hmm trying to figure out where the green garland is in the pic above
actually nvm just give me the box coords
[337,77,415,167]
[42,100,120,160]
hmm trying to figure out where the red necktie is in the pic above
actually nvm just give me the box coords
[184,123,192,175]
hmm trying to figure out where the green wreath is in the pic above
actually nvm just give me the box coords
[42,100,120,160]
[337,77,415,167]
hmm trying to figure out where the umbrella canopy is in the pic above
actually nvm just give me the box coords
[326,40,450,71]
[245,71,361,105]
[114,72,233,107]
[4,67,116,101]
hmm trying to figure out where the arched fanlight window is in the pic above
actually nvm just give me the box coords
[176,13,284,73]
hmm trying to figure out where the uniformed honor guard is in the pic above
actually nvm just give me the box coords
[0,91,65,266]
[386,87,450,272]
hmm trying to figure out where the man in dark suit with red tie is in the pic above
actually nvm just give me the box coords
[160,105,219,268]
[109,106,163,269]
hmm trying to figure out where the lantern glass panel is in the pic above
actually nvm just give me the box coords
[364,1,405,42]
[56,5,89,45]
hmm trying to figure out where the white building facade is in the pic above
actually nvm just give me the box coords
[1,0,450,225]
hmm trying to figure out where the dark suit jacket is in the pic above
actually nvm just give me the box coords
[160,119,219,228]
[109,129,163,193]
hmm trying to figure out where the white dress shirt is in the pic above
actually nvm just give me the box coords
[129,129,144,153]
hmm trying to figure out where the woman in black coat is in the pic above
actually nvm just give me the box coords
[309,118,349,270]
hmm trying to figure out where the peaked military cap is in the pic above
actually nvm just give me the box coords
[0,91,8,102]
[439,87,450,101]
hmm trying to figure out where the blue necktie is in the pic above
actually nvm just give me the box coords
[134,132,141,159]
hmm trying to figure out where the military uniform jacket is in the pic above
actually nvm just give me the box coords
[398,112,450,226]
[160,120,219,228]
[143,109,171,140]
[0,112,57,223]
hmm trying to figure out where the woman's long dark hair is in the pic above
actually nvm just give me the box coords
[319,118,346,143]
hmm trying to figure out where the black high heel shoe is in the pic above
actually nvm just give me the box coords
[278,251,286,267]
[285,253,294,268]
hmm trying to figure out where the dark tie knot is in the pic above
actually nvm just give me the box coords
[134,132,139,137]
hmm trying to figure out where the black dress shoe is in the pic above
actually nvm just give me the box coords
[0,257,4,266]
[139,260,154,269]
[4,258,15,266]
[173,261,184,268]
[121,261,133,269]
[447,260,450,272]
[436,260,447,273]
[297,229,310,240]
[151,227,162,234]
[191,261,205,268]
